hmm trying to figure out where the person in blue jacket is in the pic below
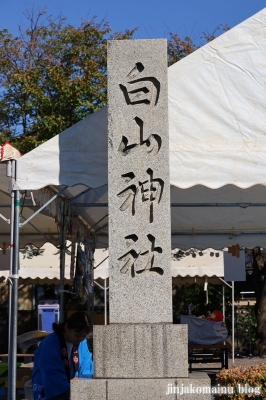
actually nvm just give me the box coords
[32,311,93,400]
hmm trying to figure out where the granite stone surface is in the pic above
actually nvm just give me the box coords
[107,39,172,324]
[108,378,211,400]
[70,379,106,400]
[70,377,211,400]
[93,324,188,378]
[107,379,177,400]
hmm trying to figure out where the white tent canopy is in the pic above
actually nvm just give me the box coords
[15,107,108,191]
[12,8,266,251]
[168,9,266,189]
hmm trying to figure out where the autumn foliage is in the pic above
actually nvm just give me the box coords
[215,363,266,399]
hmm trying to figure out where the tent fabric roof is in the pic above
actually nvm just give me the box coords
[168,8,266,189]
[0,143,21,161]
[170,184,266,249]
[15,107,108,191]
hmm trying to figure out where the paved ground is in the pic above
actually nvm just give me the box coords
[189,355,266,382]
[228,355,266,368]
[190,355,266,372]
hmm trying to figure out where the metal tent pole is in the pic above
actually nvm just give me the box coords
[87,290,94,326]
[104,279,107,325]
[7,160,14,357]
[93,280,109,325]
[219,278,234,363]
[248,299,252,357]
[236,304,239,356]
[232,281,235,364]
[7,189,20,400]
[59,202,66,322]
[7,190,14,363]
[222,284,225,322]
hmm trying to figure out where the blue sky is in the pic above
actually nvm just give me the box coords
[1,0,266,44]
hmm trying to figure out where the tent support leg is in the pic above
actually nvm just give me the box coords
[7,190,20,400]
[7,190,14,365]
[93,280,109,326]
[222,284,225,322]
[59,202,66,322]
[104,279,107,325]
[232,281,235,364]
[87,293,94,325]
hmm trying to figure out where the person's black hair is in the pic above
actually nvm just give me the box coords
[52,311,91,335]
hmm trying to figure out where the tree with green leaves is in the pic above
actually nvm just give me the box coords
[0,10,136,153]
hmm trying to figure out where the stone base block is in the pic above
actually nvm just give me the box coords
[71,379,106,400]
[93,324,188,378]
[71,377,211,400]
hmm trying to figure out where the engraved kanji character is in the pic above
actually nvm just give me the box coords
[119,62,160,106]
[118,117,161,156]
[118,234,163,277]
[139,168,164,223]
[117,172,137,216]
[117,169,164,223]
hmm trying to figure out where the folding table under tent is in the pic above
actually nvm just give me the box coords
[5,7,266,399]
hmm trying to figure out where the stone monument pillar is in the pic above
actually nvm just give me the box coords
[107,39,172,325]
[71,39,211,399]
